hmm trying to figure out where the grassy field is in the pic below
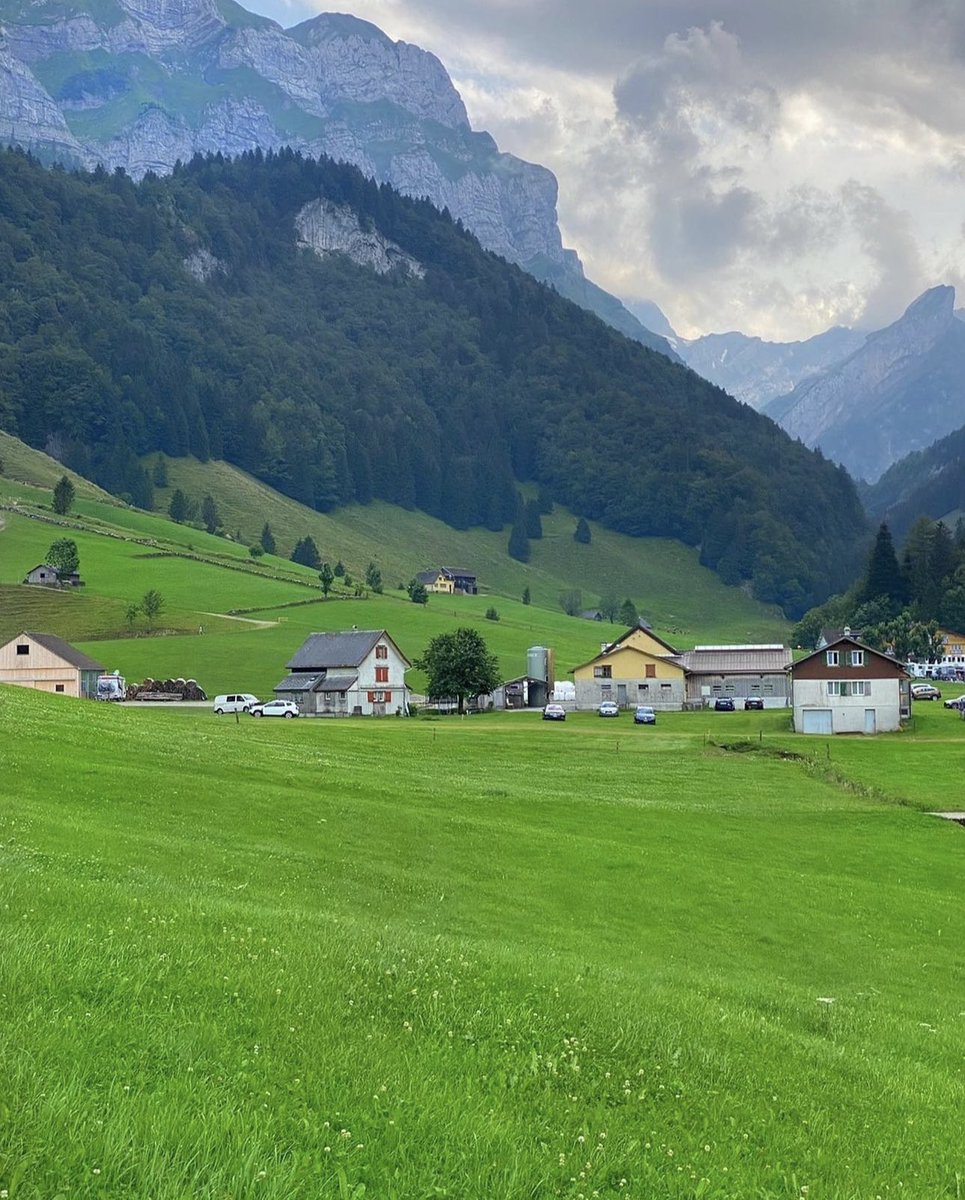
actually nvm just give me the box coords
[1,688,963,1199]
[0,439,791,696]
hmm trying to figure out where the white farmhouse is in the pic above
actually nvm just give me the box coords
[273,629,410,716]
[790,634,910,735]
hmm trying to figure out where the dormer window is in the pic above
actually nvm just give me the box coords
[375,644,388,659]
[826,650,839,667]
[850,650,864,666]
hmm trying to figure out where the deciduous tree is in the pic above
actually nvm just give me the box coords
[416,627,501,714]
[52,475,75,515]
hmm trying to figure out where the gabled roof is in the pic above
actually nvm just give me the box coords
[440,566,475,578]
[791,634,908,675]
[674,645,791,674]
[11,631,103,671]
[605,620,679,656]
[286,629,411,670]
[25,563,58,574]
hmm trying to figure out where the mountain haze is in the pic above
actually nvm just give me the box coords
[0,0,673,356]
[764,286,965,482]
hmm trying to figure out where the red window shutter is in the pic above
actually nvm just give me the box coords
[385,691,392,702]
[367,691,375,703]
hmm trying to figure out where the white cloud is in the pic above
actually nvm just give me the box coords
[250,0,965,339]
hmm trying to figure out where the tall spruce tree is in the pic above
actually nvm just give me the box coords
[573,517,591,544]
[508,521,530,562]
[858,523,906,610]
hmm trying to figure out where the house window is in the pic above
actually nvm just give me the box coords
[828,680,870,697]
[725,683,735,693]
[660,683,672,691]
[601,685,612,696]
[637,683,649,693]
[850,650,864,666]
[593,665,612,678]
[645,664,656,679]
[16,644,28,655]
[55,684,64,693]
[375,666,389,683]
[826,651,839,666]
[763,682,774,694]
[376,644,388,659]
[373,691,385,702]
[827,681,842,696]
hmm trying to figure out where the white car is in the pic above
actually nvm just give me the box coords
[250,699,299,718]
[542,703,567,721]
[598,701,620,717]
[213,692,259,714]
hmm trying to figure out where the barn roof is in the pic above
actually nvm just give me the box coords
[17,631,104,671]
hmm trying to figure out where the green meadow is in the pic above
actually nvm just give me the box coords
[0,441,789,695]
[1,690,964,1199]
[2,440,964,1197]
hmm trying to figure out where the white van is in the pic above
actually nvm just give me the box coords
[213,693,259,714]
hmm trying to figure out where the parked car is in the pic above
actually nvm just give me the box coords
[598,700,620,717]
[213,692,259,714]
[743,697,764,711]
[943,694,965,710]
[910,683,941,701]
[633,705,656,724]
[714,697,736,711]
[250,699,299,718]
[542,703,567,721]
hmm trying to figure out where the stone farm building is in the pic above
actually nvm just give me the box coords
[273,629,410,716]
[0,630,103,698]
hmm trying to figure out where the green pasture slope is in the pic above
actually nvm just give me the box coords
[0,443,788,695]
[1,690,964,1198]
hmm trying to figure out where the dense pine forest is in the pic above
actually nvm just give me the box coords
[0,147,865,615]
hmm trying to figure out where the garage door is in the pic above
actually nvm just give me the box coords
[801,708,833,735]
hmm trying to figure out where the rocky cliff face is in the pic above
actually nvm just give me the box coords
[0,0,673,355]
[295,198,424,277]
[764,286,965,481]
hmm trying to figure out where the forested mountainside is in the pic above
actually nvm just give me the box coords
[863,424,965,541]
[0,148,865,614]
[0,0,673,357]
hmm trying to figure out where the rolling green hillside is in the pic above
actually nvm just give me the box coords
[0,439,788,695]
[1,687,963,1196]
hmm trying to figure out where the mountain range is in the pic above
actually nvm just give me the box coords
[0,0,674,357]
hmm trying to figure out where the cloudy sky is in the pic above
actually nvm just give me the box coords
[251,0,965,340]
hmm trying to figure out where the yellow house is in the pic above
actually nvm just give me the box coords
[0,630,104,698]
[937,628,965,669]
[573,622,686,710]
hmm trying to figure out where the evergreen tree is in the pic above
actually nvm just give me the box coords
[573,517,591,544]
[334,560,345,577]
[619,597,639,626]
[52,475,75,515]
[365,561,383,594]
[201,494,220,534]
[318,562,335,595]
[407,579,429,604]
[168,488,189,524]
[260,523,276,555]
[858,523,906,609]
[152,456,168,487]
[291,537,321,570]
[522,586,531,606]
[508,521,530,562]
[524,498,543,539]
